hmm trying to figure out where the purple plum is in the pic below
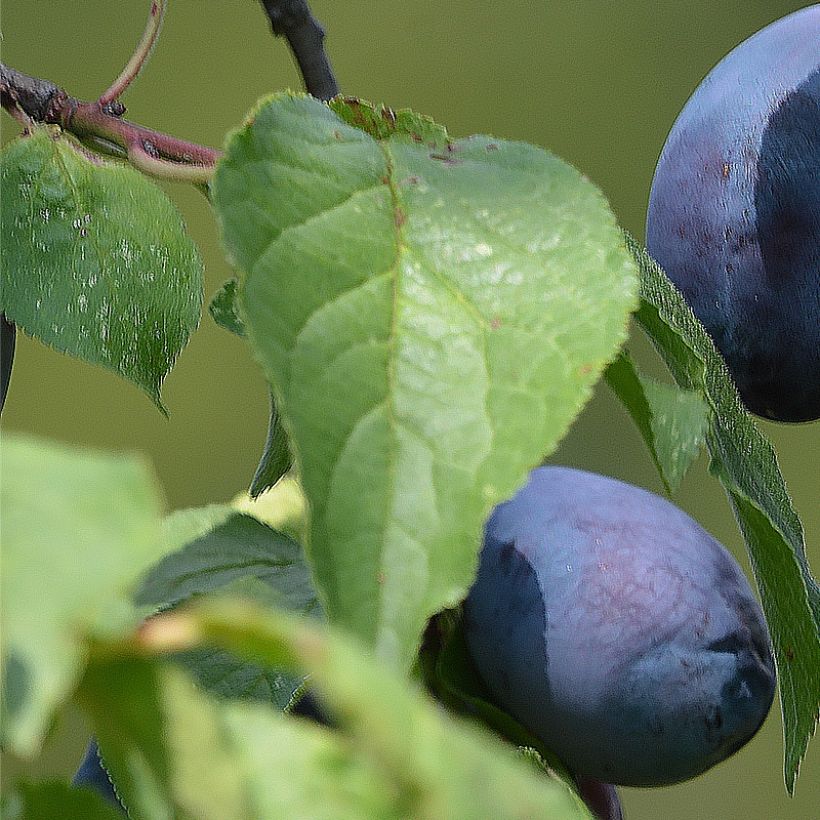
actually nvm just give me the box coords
[464,467,776,786]
[646,7,820,422]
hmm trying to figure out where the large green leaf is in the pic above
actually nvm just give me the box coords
[212,93,638,668]
[628,235,820,792]
[605,350,707,493]
[84,600,589,819]
[0,128,203,409]
[0,433,164,757]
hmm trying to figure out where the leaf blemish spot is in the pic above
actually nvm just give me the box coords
[429,152,463,167]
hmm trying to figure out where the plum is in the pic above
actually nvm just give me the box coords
[464,466,776,787]
[646,7,820,422]
[72,739,122,810]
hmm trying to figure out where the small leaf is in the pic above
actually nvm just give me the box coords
[232,474,308,544]
[208,282,292,493]
[249,392,292,497]
[0,128,203,409]
[0,433,164,758]
[605,351,707,492]
[628,234,820,792]
[213,93,638,669]
[208,279,246,337]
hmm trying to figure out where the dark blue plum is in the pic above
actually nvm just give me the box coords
[72,739,123,810]
[646,7,820,422]
[464,467,776,787]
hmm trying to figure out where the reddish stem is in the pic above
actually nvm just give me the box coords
[1,64,220,181]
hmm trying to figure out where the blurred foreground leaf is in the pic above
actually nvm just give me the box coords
[2,781,124,820]
[81,600,589,819]
[0,433,164,757]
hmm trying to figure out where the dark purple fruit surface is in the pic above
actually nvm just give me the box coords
[465,467,776,786]
[646,7,820,422]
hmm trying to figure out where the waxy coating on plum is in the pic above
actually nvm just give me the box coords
[465,467,776,787]
[646,6,820,422]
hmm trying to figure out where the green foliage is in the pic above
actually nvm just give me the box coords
[213,93,638,669]
[137,506,321,706]
[605,351,708,493]
[249,395,293,497]
[0,433,164,758]
[3,23,818,806]
[138,507,319,617]
[209,282,292,495]
[0,127,203,409]
[209,279,246,337]
[627,236,820,792]
[78,601,590,819]
[2,781,125,820]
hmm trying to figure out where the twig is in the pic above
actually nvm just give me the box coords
[1,314,15,415]
[0,63,219,182]
[99,0,167,106]
[259,0,339,100]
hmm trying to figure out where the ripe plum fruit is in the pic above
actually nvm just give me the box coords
[464,467,776,786]
[646,7,820,422]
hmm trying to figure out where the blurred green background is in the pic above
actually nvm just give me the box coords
[1,1,817,816]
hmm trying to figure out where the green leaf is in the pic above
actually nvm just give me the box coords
[2,781,124,820]
[137,508,319,616]
[86,601,590,819]
[249,392,293,497]
[0,433,164,758]
[209,282,292,493]
[137,507,320,706]
[628,235,820,792]
[82,658,398,820]
[0,128,203,409]
[212,93,638,668]
[605,351,707,493]
[208,279,246,337]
